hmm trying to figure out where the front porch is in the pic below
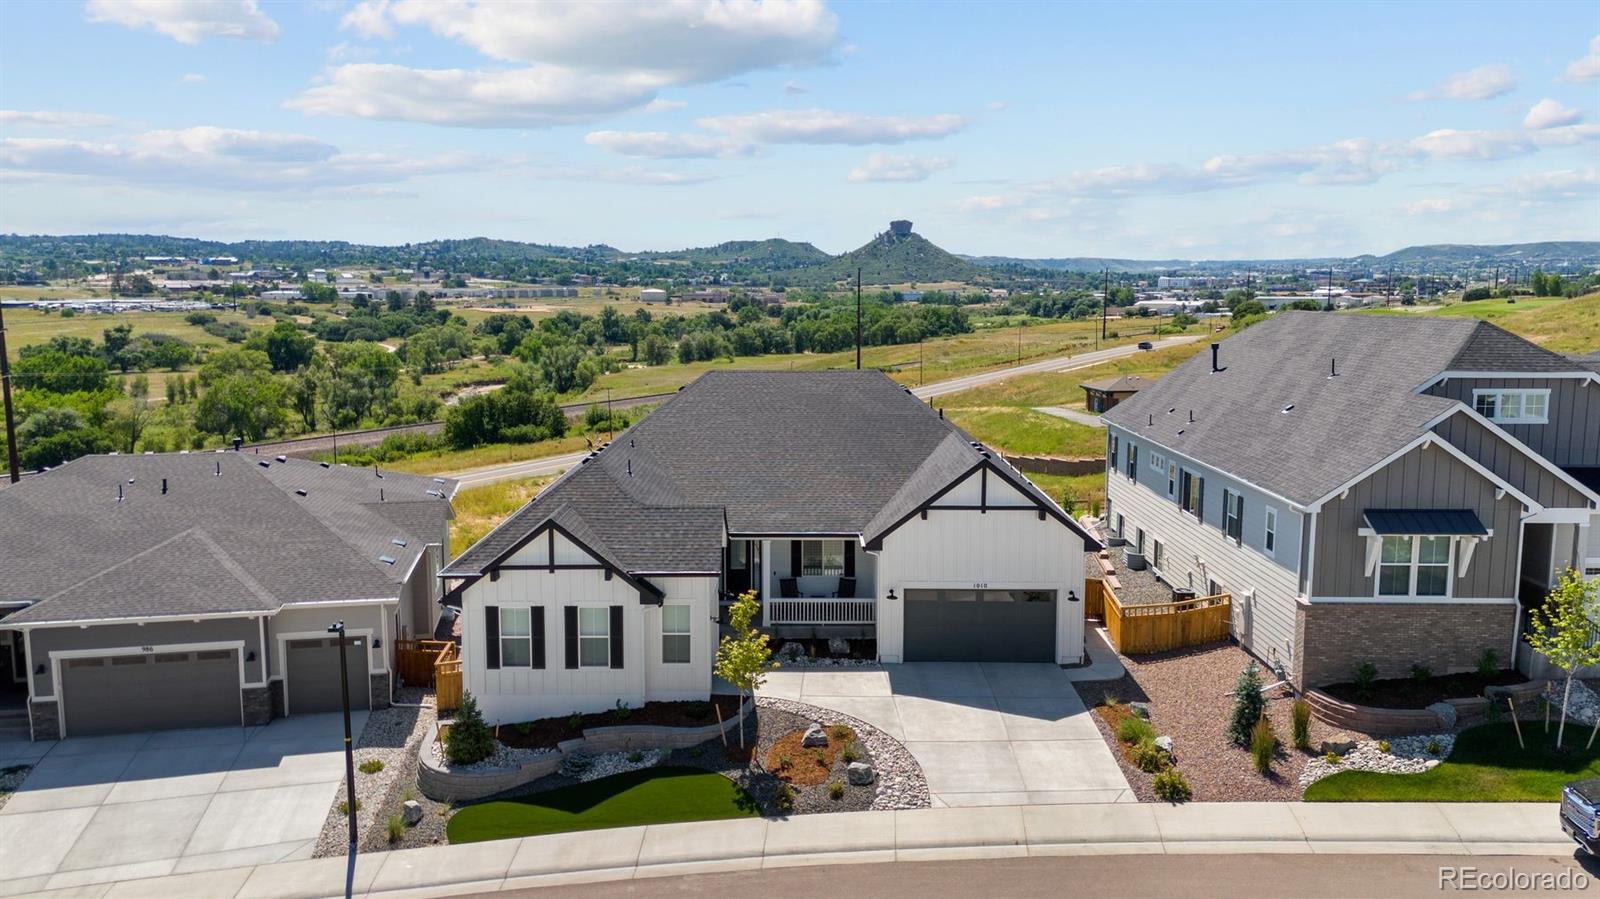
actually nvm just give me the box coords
[723,537,879,630]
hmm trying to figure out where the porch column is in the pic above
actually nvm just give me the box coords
[760,539,772,618]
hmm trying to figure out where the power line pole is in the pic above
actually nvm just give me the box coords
[0,302,19,482]
[855,267,862,370]
[1100,268,1108,346]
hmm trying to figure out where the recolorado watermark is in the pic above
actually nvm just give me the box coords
[1439,866,1591,892]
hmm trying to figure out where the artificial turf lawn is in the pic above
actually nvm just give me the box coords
[445,766,761,843]
[1304,720,1600,802]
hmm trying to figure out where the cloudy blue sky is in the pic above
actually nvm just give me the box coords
[1,0,1597,258]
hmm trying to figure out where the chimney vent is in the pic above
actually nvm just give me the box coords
[274,455,287,464]
[232,436,242,452]
[294,488,307,497]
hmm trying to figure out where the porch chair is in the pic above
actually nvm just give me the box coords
[833,577,856,598]
[779,577,800,598]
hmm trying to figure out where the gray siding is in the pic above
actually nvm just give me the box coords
[1432,413,1592,510]
[29,617,263,697]
[1425,376,1600,467]
[1312,441,1522,599]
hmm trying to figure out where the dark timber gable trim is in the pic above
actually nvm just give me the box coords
[476,519,665,603]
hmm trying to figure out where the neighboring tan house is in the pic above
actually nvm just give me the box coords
[0,454,456,740]
[1101,312,1598,688]
[1082,375,1149,413]
[441,371,1100,724]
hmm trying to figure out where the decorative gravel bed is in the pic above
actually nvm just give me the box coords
[1298,733,1455,789]
[1077,642,1365,801]
[757,697,929,811]
[313,688,435,857]
[1104,546,1179,606]
[774,640,881,668]
[0,764,31,813]
[429,737,556,773]
[496,696,744,751]
[559,748,672,783]
[1554,679,1600,725]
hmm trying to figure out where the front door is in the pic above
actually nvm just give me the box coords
[726,540,759,596]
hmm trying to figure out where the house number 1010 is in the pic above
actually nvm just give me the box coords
[972,583,988,589]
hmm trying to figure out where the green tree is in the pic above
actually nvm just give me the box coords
[17,407,110,469]
[1225,661,1266,747]
[195,372,288,440]
[13,350,111,394]
[198,347,273,386]
[443,692,495,765]
[102,323,136,372]
[640,332,672,366]
[1524,569,1600,748]
[112,375,153,453]
[260,321,316,372]
[712,589,777,748]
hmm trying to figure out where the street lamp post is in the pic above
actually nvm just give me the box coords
[328,621,358,852]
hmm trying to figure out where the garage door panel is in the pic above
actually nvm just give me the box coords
[286,637,370,714]
[62,651,241,737]
[904,589,1055,662]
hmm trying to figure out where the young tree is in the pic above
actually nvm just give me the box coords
[713,589,777,748]
[1225,661,1266,747]
[1524,569,1600,748]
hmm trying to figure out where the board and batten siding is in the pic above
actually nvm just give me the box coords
[1431,411,1593,510]
[1424,376,1600,468]
[1311,440,1523,600]
[1103,427,1303,673]
[874,468,1086,664]
[461,529,717,723]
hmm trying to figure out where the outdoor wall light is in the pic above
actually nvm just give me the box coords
[886,589,898,601]
[372,638,382,649]
[246,650,256,662]
[35,664,46,675]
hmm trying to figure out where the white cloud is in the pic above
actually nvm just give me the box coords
[1400,197,1476,216]
[697,108,968,144]
[644,98,687,112]
[985,100,1009,112]
[325,41,380,62]
[784,80,808,94]
[1523,98,1582,130]
[308,1,839,127]
[0,109,116,128]
[541,165,718,186]
[1485,167,1600,201]
[847,153,951,182]
[179,73,207,84]
[585,130,751,159]
[84,0,280,44]
[0,125,483,189]
[1406,124,1600,160]
[1406,63,1515,101]
[1562,35,1600,83]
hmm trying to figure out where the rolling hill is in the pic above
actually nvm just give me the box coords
[787,222,983,286]
[636,238,829,270]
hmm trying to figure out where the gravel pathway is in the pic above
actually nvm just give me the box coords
[0,764,31,813]
[312,690,435,857]
[1105,545,1179,606]
[757,697,929,810]
[1077,642,1364,801]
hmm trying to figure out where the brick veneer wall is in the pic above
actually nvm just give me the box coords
[241,686,272,726]
[369,672,392,710]
[1294,601,1517,687]
[28,700,59,741]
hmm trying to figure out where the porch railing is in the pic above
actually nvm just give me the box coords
[767,598,876,625]
[397,638,463,713]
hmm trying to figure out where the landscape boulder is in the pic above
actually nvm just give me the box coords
[1319,739,1356,756]
[802,723,829,748]
[402,800,423,826]
[1425,701,1457,730]
[1128,702,1151,720]
[827,637,851,656]
[847,762,876,786]
[1153,735,1173,756]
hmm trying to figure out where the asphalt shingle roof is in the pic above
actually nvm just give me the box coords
[0,454,455,625]
[1102,312,1587,508]
[445,370,1094,578]
[1082,375,1150,393]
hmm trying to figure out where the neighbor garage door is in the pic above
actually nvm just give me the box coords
[903,589,1056,662]
[285,637,370,714]
[60,650,241,737]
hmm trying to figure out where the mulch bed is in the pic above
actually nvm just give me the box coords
[1076,642,1366,802]
[497,695,744,750]
[764,725,858,787]
[1321,670,1527,709]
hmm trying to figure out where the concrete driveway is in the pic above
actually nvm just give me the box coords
[0,711,367,895]
[758,663,1131,807]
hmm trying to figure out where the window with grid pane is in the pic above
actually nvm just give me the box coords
[1378,536,1412,596]
[578,607,609,668]
[661,604,691,664]
[801,540,844,576]
[500,607,532,667]
[1415,536,1450,596]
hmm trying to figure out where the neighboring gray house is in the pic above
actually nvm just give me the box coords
[441,371,1100,725]
[1102,312,1598,687]
[0,454,455,740]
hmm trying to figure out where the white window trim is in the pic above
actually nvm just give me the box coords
[1471,388,1550,425]
[661,604,691,665]
[499,607,532,668]
[800,540,846,577]
[577,607,610,669]
[1373,534,1455,600]
[1264,507,1278,558]
[1166,463,1177,498]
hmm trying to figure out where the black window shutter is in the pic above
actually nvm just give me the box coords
[843,541,855,577]
[1197,477,1206,523]
[563,606,578,669]
[530,606,545,669]
[790,541,802,575]
[1236,495,1245,541]
[484,605,500,670]
[609,605,624,669]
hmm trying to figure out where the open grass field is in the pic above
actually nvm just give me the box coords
[945,407,1102,458]
[1023,471,1106,515]
[448,475,555,556]
[3,307,273,361]
[377,436,590,478]
[1357,292,1599,353]
[445,766,760,843]
[1304,720,1600,802]
[445,297,729,327]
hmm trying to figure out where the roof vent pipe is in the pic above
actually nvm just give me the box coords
[215,461,221,477]
[1210,342,1222,372]
[232,436,242,452]
[379,487,385,502]
[938,408,944,420]
[1330,357,1339,378]
[1189,410,1195,423]
[627,459,633,477]
[161,478,168,495]
[117,484,123,502]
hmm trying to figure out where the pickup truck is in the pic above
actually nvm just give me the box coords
[1561,777,1600,855]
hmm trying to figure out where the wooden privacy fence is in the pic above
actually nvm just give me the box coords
[1084,578,1108,618]
[396,639,463,713]
[1103,588,1232,655]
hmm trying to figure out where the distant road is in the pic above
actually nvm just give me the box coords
[444,335,1204,489]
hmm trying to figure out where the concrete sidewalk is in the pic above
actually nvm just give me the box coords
[4,802,1567,899]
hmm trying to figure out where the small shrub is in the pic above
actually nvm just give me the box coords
[1353,662,1377,701]
[613,700,633,720]
[828,780,845,800]
[627,750,644,763]
[358,759,385,775]
[1291,699,1312,751]
[444,693,495,766]
[1226,662,1265,747]
[337,799,362,814]
[515,723,533,736]
[1475,648,1499,678]
[568,712,584,730]
[1426,738,1442,756]
[774,783,796,812]
[778,755,794,770]
[1133,739,1168,773]
[841,745,859,764]
[1376,739,1391,754]
[1409,664,1432,683]
[690,746,704,758]
[1151,767,1191,802]
[1323,751,1342,764]
[1118,715,1156,745]
[811,749,826,767]
[1250,717,1276,774]
[1102,695,1120,708]
[829,724,850,740]
[386,814,405,843]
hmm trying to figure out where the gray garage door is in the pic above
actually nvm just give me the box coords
[903,589,1057,662]
[286,637,370,714]
[61,650,241,737]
